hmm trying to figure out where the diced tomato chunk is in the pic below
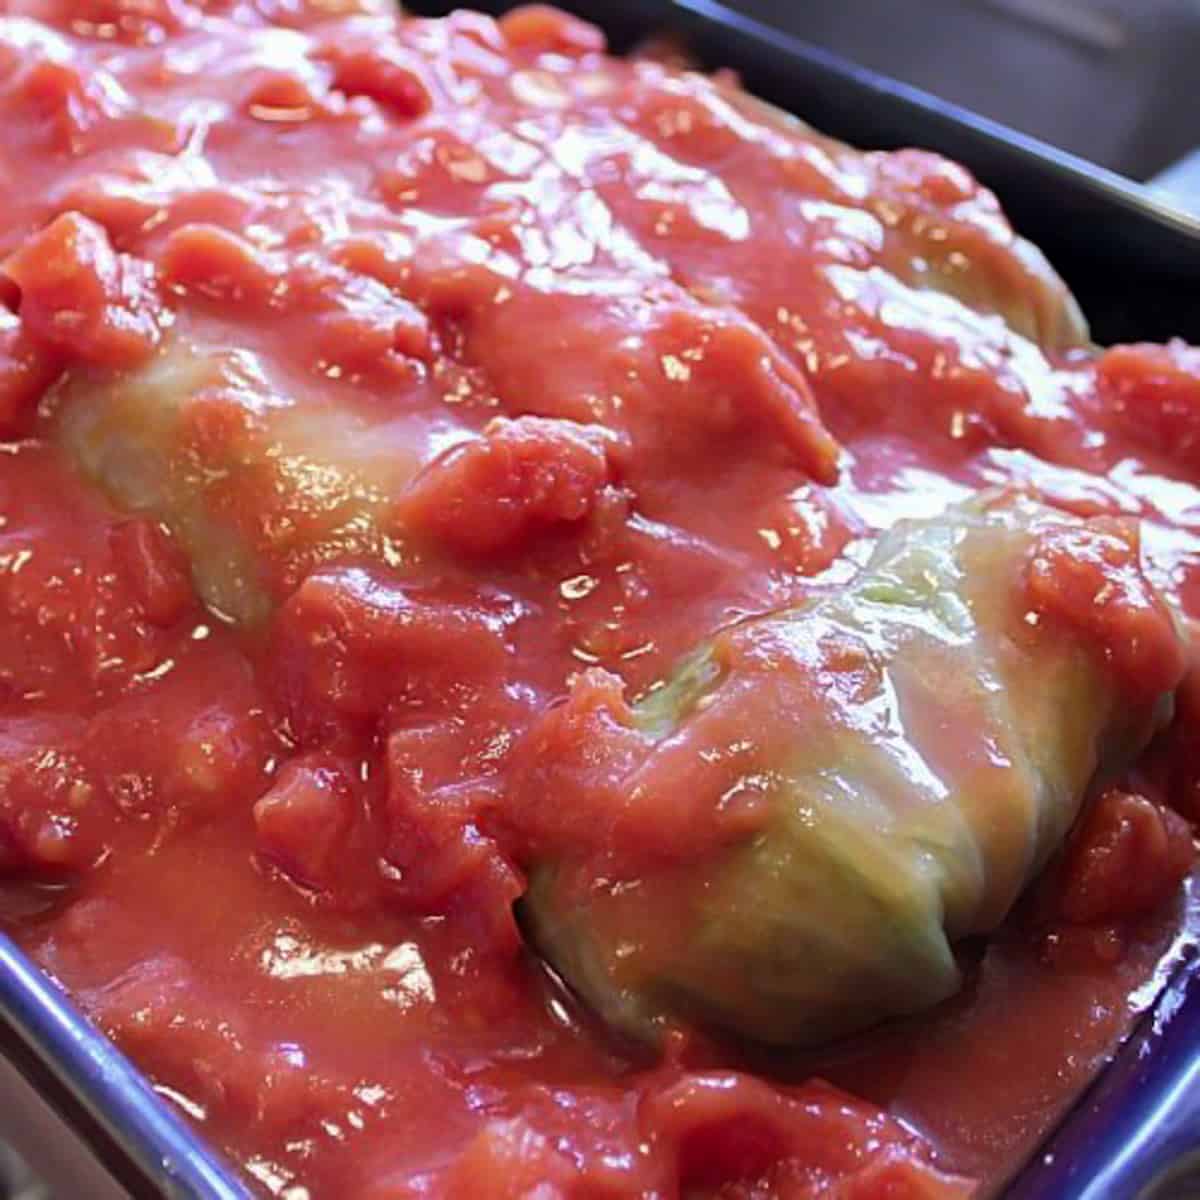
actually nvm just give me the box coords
[443,1117,576,1199]
[16,58,110,153]
[0,526,179,695]
[3,212,164,368]
[396,416,616,558]
[243,70,320,122]
[284,258,432,376]
[498,5,606,55]
[1025,516,1186,701]
[641,1073,973,1198]
[758,486,856,576]
[253,755,356,892]
[874,149,979,208]
[93,956,243,1112]
[82,654,271,822]
[1058,788,1195,926]
[502,667,650,864]
[505,659,775,874]
[629,78,746,162]
[647,309,841,485]
[93,954,345,1136]
[1098,341,1200,471]
[384,719,524,953]
[0,717,108,876]
[316,42,433,119]
[272,567,510,738]
[161,223,281,307]
[20,0,191,44]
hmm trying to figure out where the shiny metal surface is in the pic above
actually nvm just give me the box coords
[0,1052,130,1200]
[0,1143,49,1200]
[726,0,1200,181]
[0,932,249,1200]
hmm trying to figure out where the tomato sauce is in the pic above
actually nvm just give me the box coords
[0,3,1199,1197]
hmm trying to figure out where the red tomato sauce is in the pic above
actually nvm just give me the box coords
[0,3,1199,1197]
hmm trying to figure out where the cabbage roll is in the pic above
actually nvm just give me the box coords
[50,341,444,624]
[522,492,1183,1047]
[728,90,1090,351]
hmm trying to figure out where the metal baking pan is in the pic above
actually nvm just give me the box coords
[3,1,1200,1196]
[0,932,249,1199]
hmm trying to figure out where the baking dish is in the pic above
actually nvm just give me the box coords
[2,1,1199,1196]
[0,929,249,1199]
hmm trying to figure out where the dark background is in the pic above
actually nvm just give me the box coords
[724,0,1200,184]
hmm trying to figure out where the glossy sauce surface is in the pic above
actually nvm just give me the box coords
[1,3,1200,1197]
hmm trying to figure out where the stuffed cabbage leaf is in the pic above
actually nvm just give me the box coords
[522,492,1184,1046]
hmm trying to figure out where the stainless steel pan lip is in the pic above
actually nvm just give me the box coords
[0,931,250,1200]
